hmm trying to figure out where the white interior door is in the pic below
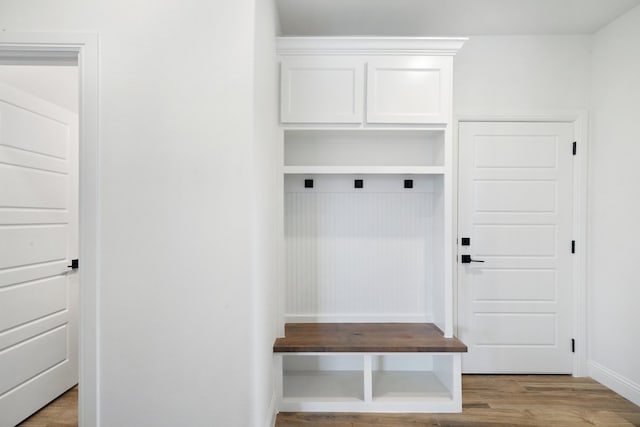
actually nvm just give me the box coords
[0,82,78,426]
[458,121,574,373]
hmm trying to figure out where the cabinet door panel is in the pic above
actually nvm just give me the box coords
[281,57,364,123]
[367,57,451,124]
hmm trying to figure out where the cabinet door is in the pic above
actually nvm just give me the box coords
[281,57,364,124]
[366,57,452,124]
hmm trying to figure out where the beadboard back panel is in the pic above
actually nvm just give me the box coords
[285,175,440,322]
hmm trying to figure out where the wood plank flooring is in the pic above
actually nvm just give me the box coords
[276,375,640,426]
[12,377,640,426]
[274,323,467,353]
[17,386,77,427]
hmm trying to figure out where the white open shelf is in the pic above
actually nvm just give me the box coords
[277,353,462,413]
[285,129,445,169]
[284,165,445,175]
[373,371,451,402]
[283,371,364,402]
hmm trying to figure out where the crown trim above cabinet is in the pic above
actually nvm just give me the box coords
[277,37,468,56]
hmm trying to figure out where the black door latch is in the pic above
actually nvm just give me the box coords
[68,259,79,269]
[461,255,484,264]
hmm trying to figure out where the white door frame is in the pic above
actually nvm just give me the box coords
[453,113,589,377]
[0,33,100,426]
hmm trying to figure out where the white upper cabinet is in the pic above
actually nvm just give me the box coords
[366,57,452,124]
[278,38,465,126]
[280,57,364,123]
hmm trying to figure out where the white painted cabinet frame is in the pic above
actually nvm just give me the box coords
[278,37,466,127]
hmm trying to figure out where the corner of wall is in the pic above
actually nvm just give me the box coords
[251,0,282,425]
[589,361,640,406]
[587,1,640,407]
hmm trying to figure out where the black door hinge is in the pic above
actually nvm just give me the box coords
[571,240,576,254]
[573,141,577,155]
[68,259,79,269]
[571,338,575,353]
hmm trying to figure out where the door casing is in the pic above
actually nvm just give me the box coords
[454,113,589,377]
[0,33,100,426]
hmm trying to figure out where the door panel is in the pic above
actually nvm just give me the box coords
[473,135,558,168]
[474,181,556,212]
[0,226,68,268]
[474,225,557,257]
[0,82,78,426]
[0,165,68,208]
[0,276,67,332]
[0,100,69,157]
[472,313,557,345]
[472,269,556,301]
[0,326,68,396]
[458,121,573,373]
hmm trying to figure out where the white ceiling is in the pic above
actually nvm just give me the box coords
[276,0,640,36]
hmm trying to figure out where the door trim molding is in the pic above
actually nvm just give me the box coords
[453,112,589,377]
[0,32,100,426]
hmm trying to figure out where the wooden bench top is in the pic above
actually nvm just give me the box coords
[273,323,467,353]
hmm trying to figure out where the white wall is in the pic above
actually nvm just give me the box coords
[588,3,640,405]
[251,0,282,425]
[0,1,275,426]
[454,35,591,114]
[0,65,78,112]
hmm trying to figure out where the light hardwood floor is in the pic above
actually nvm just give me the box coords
[17,386,77,427]
[14,377,640,426]
[276,376,640,426]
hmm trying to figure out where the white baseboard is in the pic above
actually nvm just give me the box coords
[265,388,277,427]
[589,360,640,406]
[285,314,433,323]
